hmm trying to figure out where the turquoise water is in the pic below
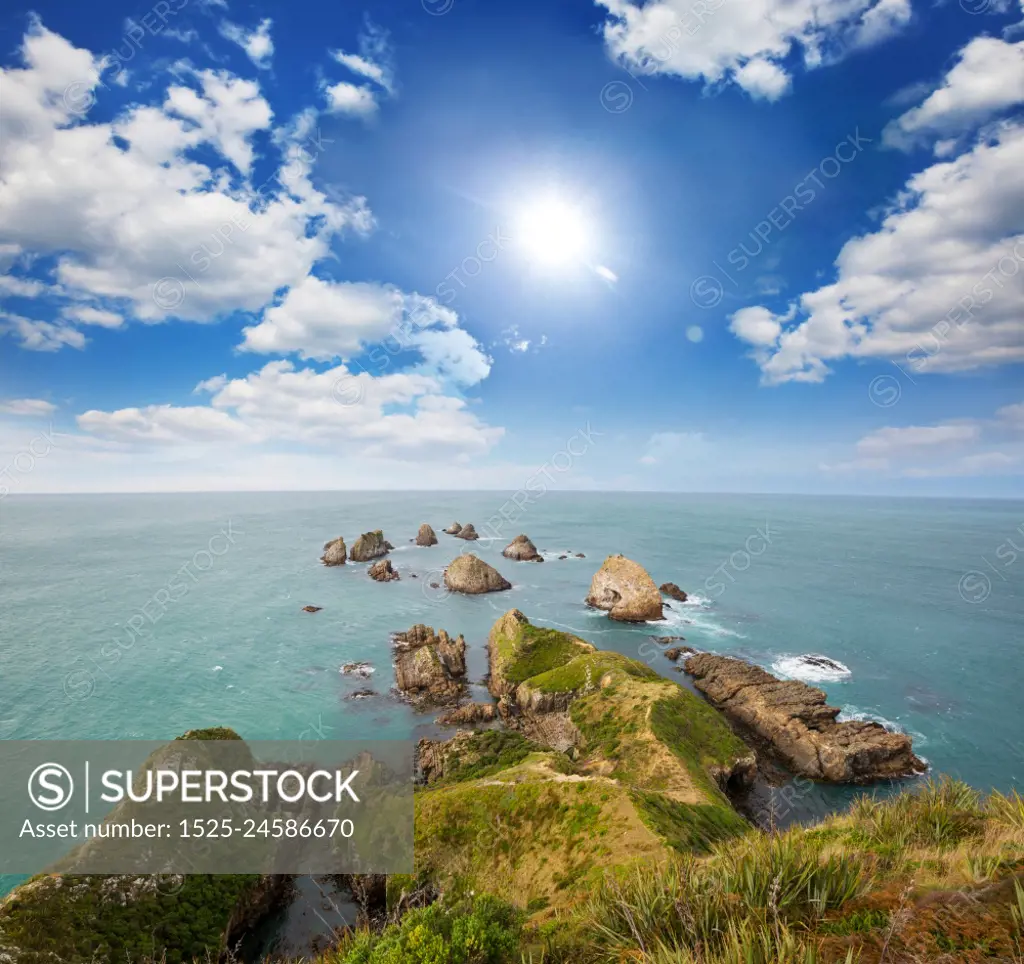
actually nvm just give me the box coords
[2,491,1022,792]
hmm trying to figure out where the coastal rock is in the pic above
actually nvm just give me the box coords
[302,605,322,613]
[585,555,664,622]
[416,523,439,546]
[444,554,511,594]
[454,523,479,541]
[321,537,347,566]
[341,662,375,679]
[502,534,544,562]
[417,730,477,784]
[443,522,462,535]
[392,624,468,705]
[347,688,377,700]
[368,559,400,582]
[575,552,585,558]
[660,582,688,602]
[684,653,928,783]
[437,702,499,726]
[350,530,390,562]
[664,646,696,661]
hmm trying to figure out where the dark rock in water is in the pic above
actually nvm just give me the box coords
[302,606,323,613]
[558,554,567,560]
[350,530,390,562]
[575,552,585,558]
[341,662,375,679]
[437,702,499,726]
[799,655,846,672]
[430,581,440,589]
[410,573,418,578]
[443,522,462,535]
[663,646,696,661]
[454,523,479,541]
[503,534,543,562]
[321,537,347,566]
[384,540,395,551]
[368,559,400,582]
[416,523,439,546]
[444,555,511,594]
[651,635,684,644]
[660,582,688,602]
[392,624,467,706]
[347,689,377,700]
[684,653,927,783]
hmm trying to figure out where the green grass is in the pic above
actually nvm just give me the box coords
[431,731,541,786]
[497,625,588,686]
[528,652,659,695]
[818,907,890,936]
[630,791,749,854]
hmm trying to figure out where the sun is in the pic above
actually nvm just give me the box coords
[514,196,592,267]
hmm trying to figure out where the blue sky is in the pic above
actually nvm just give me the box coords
[1,0,1022,495]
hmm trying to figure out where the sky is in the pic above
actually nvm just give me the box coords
[0,0,1022,496]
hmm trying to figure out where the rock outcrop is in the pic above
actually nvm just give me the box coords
[437,702,499,726]
[302,605,322,613]
[341,662,374,678]
[444,554,511,594]
[417,730,476,784]
[416,523,438,546]
[392,624,467,705]
[664,646,696,661]
[368,559,400,582]
[454,523,479,541]
[585,555,664,622]
[660,582,688,602]
[350,530,390,562]
[321,537,347,566]
[443,522,462,535]
[684,653,927,783]
[502,534,544,562]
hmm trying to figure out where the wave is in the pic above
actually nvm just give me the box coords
[837,705,929,747]
[772,654,851,683]
[656,605,746,639]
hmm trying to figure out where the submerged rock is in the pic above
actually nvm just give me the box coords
[444,554,512,594]
[302,605,323,613]
[341,662,375,679]
[350,530,390,562]
[585,554,664,622]
[347,688,377,700]
[416,523,439,546]
[502,534,543,562]
[660,582,688,602]
[368,559,400,582]
[437,702,499,726]
[443,522,463,535]
[321,537,347,566]
[454,523,479,541]
[392,624,467,706]
[684,653,928,783]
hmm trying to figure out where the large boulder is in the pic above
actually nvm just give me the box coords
[321,537,347,566]
[368,559,400,582]
[585,555,664,622]
[392,624,467,705]
[350,530,390,562]
[660,582,688,602]
[503,534,543,562]
[684,653,928,783]
[454,523,479,541]
[444,554,511,594]
[443,522,462,535]
[416,523,438,546]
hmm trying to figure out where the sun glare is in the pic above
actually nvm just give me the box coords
[514,197,592,267]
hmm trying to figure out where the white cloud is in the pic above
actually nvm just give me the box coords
[855,423,980,459]
[0,398,56,416]
[78,360,503,460]
[597,0,910,100]
[0,21,373,335]
[883,37,1024,151]
[219,18,274,70]
[731,119,1024,384]
[62,305,123,328]
[324,81,379,117]
[0,274,46,297]
[238,275,491,385]
[1,312,85,351]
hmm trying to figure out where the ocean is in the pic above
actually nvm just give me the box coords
[2,491,1022,932]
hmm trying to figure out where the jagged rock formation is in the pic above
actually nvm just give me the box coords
[454,523,479,540]
[684,653,927,783]
[660,582,688,602]
[443,522,462,535]
[392,624,467,705]
[350,530,390,562]
[586,555,664,622]
[502,534,544,562]
[321,537,347,566]
[416,523,438,546]
[664,646,696,661]
[437,702,499,726]
[368,559,400,582]
[444,554,511,594]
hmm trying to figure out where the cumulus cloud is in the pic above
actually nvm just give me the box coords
[0,20,372,341]
[1,312,85,351]
[596,0,910,100]
[883,37,1024,151]
[0,398,57,416]
[324,21,394,117]
[219,18,274,70]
